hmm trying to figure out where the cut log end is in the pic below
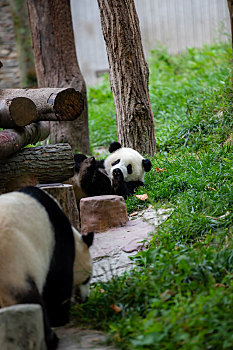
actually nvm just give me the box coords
[53,88,84,121]
[9,97,37,126]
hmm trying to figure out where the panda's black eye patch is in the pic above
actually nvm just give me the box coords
[112,159,120,166]
[127,164,132,174]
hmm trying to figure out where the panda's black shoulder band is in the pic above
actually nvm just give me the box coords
[109,141,122,153]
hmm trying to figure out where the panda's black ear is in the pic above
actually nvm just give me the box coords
[82,232,94,248]
[109,142,122,153]
[74,153,87,172]
[142,159,152,172]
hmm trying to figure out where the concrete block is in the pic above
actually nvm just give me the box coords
[0,304,46,350]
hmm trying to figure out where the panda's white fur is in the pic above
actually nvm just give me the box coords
[72,227,92,301]
[104,147,145,182]
[0,187,93,350]
[0,191,54,305]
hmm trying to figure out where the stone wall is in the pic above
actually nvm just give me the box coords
[0,0,21,88]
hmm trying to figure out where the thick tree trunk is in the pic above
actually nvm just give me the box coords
[97,0,156,156]
[0,143,74,193]
[9,0,37,87]
[0,88,84,127]
[26,0,90,154]
[228,0,233,49]
[0,121,50,159]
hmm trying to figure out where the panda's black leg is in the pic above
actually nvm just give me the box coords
[15,277,59,350]
[112,168,129,199]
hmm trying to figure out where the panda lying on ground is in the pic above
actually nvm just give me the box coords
[73,141,152,203]
[0,186,93,350]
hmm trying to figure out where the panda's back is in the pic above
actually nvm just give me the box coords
[0,192,54,296]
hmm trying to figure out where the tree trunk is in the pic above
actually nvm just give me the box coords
[26,0,90,154]
[9,0,37,87]
[0,121,50,159]
[97,0,156,156]
[0,88,84,127]
[0,143,74,193]
[228,0,233,49]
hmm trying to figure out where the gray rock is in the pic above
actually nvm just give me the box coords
[0,304,46,350]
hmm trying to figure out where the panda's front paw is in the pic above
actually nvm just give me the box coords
[112,168,124,182]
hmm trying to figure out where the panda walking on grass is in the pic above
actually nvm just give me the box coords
[0,186,94,350]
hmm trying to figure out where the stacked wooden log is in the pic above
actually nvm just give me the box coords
[0,87,84,228]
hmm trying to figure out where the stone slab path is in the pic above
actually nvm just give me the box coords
[90,207,173,282]
[57,207,173,349]
[56,327,117,350]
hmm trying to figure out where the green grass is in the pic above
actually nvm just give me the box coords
[72,41,233,349]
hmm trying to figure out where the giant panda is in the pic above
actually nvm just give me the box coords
[0,186,93,350]
[73,141,152,201]
[104,141,152,198]
[71,153,112,205]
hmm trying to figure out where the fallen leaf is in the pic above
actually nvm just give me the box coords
[215,283,226,288]
[218,211,230,219]
[156,167,167,172]
[207,186,217,191]
[160,289,175,301]
[129,211,139,217]
[110,304,122,313]
[135,194,148,201]
[205,211,230,220]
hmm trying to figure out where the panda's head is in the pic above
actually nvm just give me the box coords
[104,142,152,183]
[72,228,94,302]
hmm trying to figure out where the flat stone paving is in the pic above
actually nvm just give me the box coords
[91,207,173,282]
[56,327,117,350]
[57,207,173,349]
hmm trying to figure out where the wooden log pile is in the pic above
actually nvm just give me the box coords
[0,88,84,128]
[0,86,84,228]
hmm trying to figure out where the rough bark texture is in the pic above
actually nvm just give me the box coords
[0,95,37,128]
[228,0,233,49]
[0,88,84,127]
[0,121,50,159]
[40,184,79,230]
[97,0,156,156]
[9,0,37,87]
[80,195,128,233]
[0,143,74,193]
[26,0,90,154]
